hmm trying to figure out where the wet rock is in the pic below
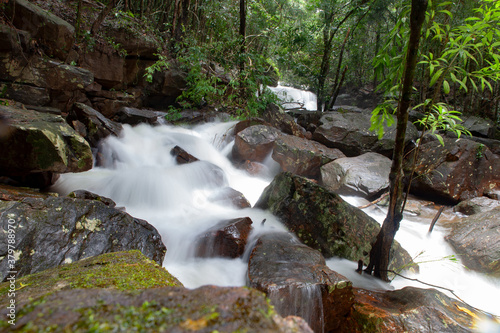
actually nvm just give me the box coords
[342,287,480,333]
[67,190,117,208]
[0,82,49,106]
[445,206,500,276]
[255,172,416,272]
[453,196,500,215]
[195,217,253,258]
[0,192,166,281]
[312,111,418,158]
[272,134,346,179]
[0,285,311,333]
[410,138,500,203]
[247,232,354,333]
[320,152,391,199]
[113,106,160,125]
[7,0,74,60]
[88,89,141,118]
[0,250,181,307]
[208,187,251,209]
[170,145,199,164]
[262,103,307,138]
[461,115,496,138]
[232,125,281,163]
[0,105,92,182]
[69,102,122,147]
[234,118,272,135]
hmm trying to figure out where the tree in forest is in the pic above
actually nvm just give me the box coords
[364,0,428,281]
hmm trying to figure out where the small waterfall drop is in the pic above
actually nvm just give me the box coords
[268,83,317,111]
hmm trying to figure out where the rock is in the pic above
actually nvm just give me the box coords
[87,89,141,118]
[0,82,49,106]
[0,24,31,55]
[79,50,125,89]
[470,136,500,155]
[7,0,74,60]
[170,145,199,164]
[262,103,307,138]
[320,152,391,199]
[234,118,272,135]
[272,134,345,179]
[107,27,161,59]
[144,66,187,109]
[312,111,418,157]
[341,287,480,333]
[0,284,311,333]
[69,102,122,147]
[410,138,500,203]
[67,190,117,208]
[0,192,166,281]
[445,206,500,276]
[248,232,354,332]
[0,250,181,307]
[0,53,94,91]
[255,172,416,272]
[453,196,500,215]
[194,217,253,258]
[112,106,160,125]
[461,115,496,138]
[0,105,92,183]
[208,187,251,209]
[232,125,282,163]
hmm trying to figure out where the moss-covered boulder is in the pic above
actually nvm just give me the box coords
[341,287,480,333]
[248,232,353,333]
[0,105,93,184]
[255,172,416,273]
[0,190,166,281]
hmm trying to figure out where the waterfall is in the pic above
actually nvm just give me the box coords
[268,83,318,111]
[52,120,500,324]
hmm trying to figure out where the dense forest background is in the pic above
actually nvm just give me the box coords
[8,0,499,122]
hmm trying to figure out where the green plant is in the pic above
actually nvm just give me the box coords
[144,54,170,83]
[164,105,182,122]
[476,143,485,159]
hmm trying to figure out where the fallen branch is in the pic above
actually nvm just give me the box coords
[428,206,445,233]
[358,192,389,209]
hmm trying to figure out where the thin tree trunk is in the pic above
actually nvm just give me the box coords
[91,0,117,36]
[75,0,83,42]
[364,0,428,282]
[239,0,246,97]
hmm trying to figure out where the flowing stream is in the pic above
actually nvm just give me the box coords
[52,119,500,325]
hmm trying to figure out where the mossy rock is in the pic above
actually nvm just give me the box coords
[0,250,182,308]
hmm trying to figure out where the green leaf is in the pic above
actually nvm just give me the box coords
[443,80,450,94]
[435,133,444,146]
[430,69,443,87]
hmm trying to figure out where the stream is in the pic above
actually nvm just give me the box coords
[52,119,500,321]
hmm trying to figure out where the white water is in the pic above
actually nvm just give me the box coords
[268,83,317,111]
[53,121,500,324]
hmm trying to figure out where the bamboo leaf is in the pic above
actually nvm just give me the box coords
[443,80,450,94]
[430,69,443,87]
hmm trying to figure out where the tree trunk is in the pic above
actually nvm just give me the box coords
[364,0,428,282]
[75,0,83,42]
[91,0,117,36]
[239,0,247,97]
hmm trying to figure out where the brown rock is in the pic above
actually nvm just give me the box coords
[170,145,200,164]
[232,125,281,163]
[194,217,253,258]
[262,103,307,138]
[208,187,251,209]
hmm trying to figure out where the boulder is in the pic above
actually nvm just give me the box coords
[107,27,161,59]
[247,232,354,333]
[194,217,253,258]
[461,115,496,138]
[112,106,160,125]
[320,152,391,199]
[233,118,272,135]
[0,250,182,307]
[208,187,251,209]
[0,191,166,281]
[0,53,94,91]
[87,89,141,118]
[232,125,281,163]
[272,134,345,179]
[7,0,74,60]
[453,196,500,215]
[144,66,187,109]
[69,102,122,147]
[341,287,480,333]
[0,82,49,106]
[0,24,31,55]
[0,284,312,333]
[255,172,416,272]
[410,138,500,203]
[0,105,92,182]
[170,145,199,164]
[312,111,418,157]
[261,103,307,138]
[445,206,500,276]
[79,50,125,89]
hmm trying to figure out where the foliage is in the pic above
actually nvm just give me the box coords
[144,54,170,83]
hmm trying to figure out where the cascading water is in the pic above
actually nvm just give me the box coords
[52,120,500,329]
[268,83,317,111]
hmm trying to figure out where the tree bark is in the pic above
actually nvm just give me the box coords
[91,0,117,36]
[364,0,428,282]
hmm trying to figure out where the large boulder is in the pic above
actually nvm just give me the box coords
[112,106,161,125]
[6,0,74,60]
[320,152,391,199]
[0,284,312,332]
[410,138,500,203]
[341,287,480,333]
[79,50,125,89]
[247,232,354,333]
[194,217,253,258]
[232,125,282,163]
[255,172,416,272]
[0,82,49,106]
[0,105,92,184]
[445,206,500,276]
[461,115,497,138]
[272,134,345,179]
[453,196,500,215]
[312,111,418,157]
[0,191,166,281]
[261,103,307,138]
